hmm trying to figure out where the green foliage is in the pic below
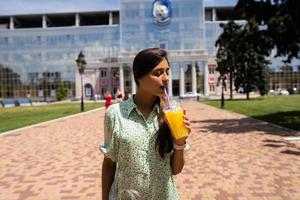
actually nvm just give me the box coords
[215,19,271,100]
[56,84,68,101]
[235,0,300,62]
[215,21,242,101]
[235,20,272,99]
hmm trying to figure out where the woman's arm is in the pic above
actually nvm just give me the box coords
[171,141,186,175]
[171,110,191,175]
[102,157,117,200]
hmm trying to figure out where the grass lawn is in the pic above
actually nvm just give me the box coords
[0,102,104,133]
[203,95,300,131]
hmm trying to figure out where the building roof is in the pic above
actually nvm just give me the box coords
[0,0,237,17]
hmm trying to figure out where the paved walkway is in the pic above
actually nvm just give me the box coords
[1,100,300,200]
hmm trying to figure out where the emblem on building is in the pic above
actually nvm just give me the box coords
[152,0,172,25]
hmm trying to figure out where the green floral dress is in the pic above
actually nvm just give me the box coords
[100,97,179,200]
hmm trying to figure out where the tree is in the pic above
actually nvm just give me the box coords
[216,19,272,100]
[215,21,242,100]
[234,20,271,99]
[235,0,300,62]
[56,84,68,101]
[216,46,227,108]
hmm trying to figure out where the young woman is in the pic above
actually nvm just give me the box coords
[100,48,191,200]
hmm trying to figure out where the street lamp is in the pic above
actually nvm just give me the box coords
[76,51,87,112]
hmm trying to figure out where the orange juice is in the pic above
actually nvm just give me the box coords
[165,108,189,140]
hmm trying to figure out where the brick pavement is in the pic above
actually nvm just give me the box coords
[1,100,300,200]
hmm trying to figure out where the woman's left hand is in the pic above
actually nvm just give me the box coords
[183,109,191,134]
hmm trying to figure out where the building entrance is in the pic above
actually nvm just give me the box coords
[84,84,93,98]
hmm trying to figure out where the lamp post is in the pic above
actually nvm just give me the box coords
[76,51,87,112]
[220,74,226,109]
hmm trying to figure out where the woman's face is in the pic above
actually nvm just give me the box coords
[138,58,169,97]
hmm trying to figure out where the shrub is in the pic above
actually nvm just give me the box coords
[56,84,68,101]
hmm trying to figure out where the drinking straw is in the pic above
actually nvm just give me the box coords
[164,87,171,109]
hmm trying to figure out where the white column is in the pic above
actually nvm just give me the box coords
[75,13,80,27]
[212,8,216,21]
[108,67,112,93]
[131,71,136,95]
[109,12,113,25]
[204,62,209,96]
[119,65,124,94]
[180,65,185,97]
[192,62,197,94]
[42,15,47,28]
[9,17,14,30]
[168,69,173,97]
[95,69,100,95]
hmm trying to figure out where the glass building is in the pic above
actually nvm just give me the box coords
[0,0,299,101]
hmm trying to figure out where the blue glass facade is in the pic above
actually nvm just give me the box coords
[205,22,223,55]
[0,25,119,99]
[119,0,207,97]
[0,0,299,100]
[120,0,204,52]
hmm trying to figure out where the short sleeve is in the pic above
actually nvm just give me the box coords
[99,106,119,162]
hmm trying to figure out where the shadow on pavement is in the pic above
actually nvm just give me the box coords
[262,139,300,156]
[253,111,300,132]
[280,149,300,156]
[191,117,300,156]
[191,117,299,137]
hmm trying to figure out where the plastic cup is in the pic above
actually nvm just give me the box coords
[164,99,189,141]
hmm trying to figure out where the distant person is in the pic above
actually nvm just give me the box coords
[100,48,191,200]
[114,88,123,103]
[104,92,113,109]
[293,87,297,94]
[26,92,32,105]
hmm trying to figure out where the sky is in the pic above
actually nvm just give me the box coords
[0,0,238,16]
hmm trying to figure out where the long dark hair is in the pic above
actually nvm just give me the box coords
[132,48,173,158]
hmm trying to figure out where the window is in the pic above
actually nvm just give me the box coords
[38,90,43,97]
[184,63,192,93]
[68,89,73,97]
[125,80,130,87]
[101,88,107,95]
[209,84,215,92]
[101,70,107,78]
[0,37,9,46]
[50,89,56,97]
[159,43,166,49]
[113,87,117,94]
[85,87,92,97]
[293,83,298,90]
[209,68,215,74]
[37,36,41,45]
[112,69,119,79]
